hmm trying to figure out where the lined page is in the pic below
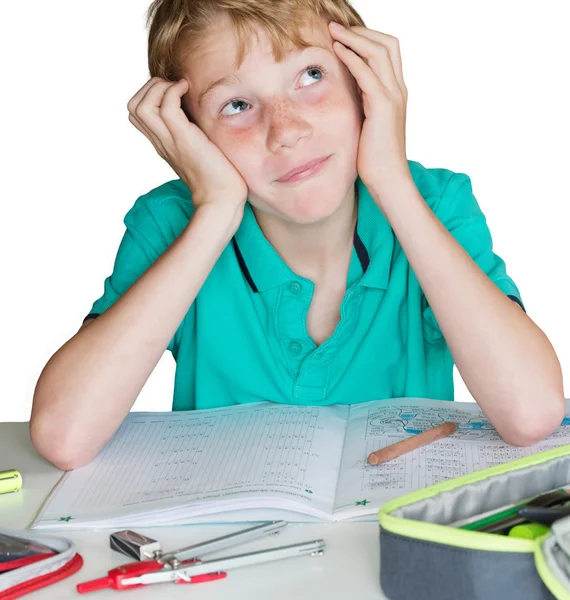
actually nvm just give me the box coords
[32,402,348,527]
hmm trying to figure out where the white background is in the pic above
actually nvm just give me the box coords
[1,1,568,422]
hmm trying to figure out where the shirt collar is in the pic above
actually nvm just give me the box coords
[233,175,394,292]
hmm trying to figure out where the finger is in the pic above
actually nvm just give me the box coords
[330,24,401,98]
[332,41,390,106]
[127,78,175,152]
[349,26,407,99]
[127,78,166,147]
[135,80,179,148]
[126,76,163,115]
[157,79,200,148]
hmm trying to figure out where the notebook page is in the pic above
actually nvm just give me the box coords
[31,402,349,528]
[333,397,570,520]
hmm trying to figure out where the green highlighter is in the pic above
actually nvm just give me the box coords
[0,469,23,495]
[460,489,570,534]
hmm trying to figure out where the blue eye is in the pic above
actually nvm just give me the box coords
[219,64,327,117]
[220,98,250,117]
[299,65,326,86]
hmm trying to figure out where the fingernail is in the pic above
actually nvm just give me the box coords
[368,455,378,465]
[330,21,345,30]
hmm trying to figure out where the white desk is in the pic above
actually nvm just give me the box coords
[0,423,388,599]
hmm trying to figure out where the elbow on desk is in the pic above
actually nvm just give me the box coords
[29,416,97,471]
[498,393,566,447]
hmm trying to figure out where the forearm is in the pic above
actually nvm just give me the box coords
[30,202,243,470]
[372,176,565,445]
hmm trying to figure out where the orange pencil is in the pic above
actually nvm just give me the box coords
[367,422,458,465]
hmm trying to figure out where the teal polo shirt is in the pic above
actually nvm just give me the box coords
[84,160,525,410]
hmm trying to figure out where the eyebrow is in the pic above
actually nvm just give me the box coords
[198,43,332,107]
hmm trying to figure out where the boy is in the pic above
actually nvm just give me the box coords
[30,0,565,471]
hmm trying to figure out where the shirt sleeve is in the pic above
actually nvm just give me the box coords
[422,172,526,340]
[84,193,190,356]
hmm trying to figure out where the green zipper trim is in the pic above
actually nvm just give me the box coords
[380,513,533,552]
[378,444,570,553]
[534,533,570,600]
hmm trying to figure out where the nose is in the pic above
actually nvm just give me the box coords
[266,99,312,152]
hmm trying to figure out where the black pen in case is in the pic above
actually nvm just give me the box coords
[517,505,570,526]
[473,490,570,534]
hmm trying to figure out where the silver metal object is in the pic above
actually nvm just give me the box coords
[158,520,288,565]
[121,539,326,586]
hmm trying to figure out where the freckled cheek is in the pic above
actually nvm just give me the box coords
[307,91,350,119]
[310,90,361,130]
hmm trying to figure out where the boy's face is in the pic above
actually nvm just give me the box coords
[182,14,363,225]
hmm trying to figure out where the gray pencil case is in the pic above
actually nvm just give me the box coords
[378,444,570,599]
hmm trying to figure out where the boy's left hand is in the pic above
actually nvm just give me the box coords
[329,22,411,200]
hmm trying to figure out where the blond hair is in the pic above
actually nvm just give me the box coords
[145,0,366,82]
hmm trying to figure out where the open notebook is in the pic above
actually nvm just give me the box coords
[31,398,570,529]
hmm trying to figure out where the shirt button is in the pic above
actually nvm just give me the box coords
[288,281,302,295]
[289,341,303,355]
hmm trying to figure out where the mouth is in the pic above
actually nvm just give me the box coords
[275,155,332,184]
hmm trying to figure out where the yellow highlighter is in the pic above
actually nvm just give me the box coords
[0,469,23,495]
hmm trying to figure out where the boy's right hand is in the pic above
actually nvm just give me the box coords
[127,77,249,212]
